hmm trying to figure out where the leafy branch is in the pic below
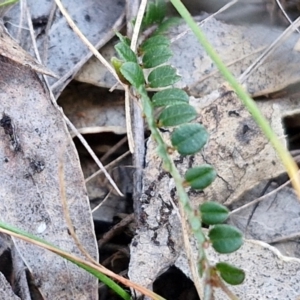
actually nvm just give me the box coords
[113,0,245,298]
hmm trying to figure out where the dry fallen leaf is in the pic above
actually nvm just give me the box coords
[0,55,98,298]
[176,238,300,299]
[0,272,20,300]
[0,24,56,77]
[77,15,300,98]
[58,83,127,136]
[6,0,125,96]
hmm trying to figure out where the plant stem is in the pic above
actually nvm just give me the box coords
[138,86,207,292]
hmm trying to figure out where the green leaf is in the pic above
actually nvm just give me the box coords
[171,123,208,155]
[115,32,131,46]
[143,0,166,27]
[208,225,243,254]
[115,42,137,63]
[152,88,189,107]
[120,62,145,88]
[200,202,229,225]
[158,104,197,127]
[216,262,245,285]
[111,57,123,72]
[184,165,216,190]
[142,46,173,68]
[140,35,170,52]
[148,65,180,88]
[154,17,183,35]
[111,57,129,84]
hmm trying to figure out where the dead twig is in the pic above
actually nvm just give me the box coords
[26,4,124,197]
[98,213,134,248]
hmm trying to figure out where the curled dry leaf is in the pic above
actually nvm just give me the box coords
[0,23,56,77]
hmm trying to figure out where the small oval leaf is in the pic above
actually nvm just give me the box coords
[184,165,216,190]
[158,104,196,127]
[143,0,166,27]
[154,17,182,35]
[152,88,189,107]
[171,123,208,155]
[208,225,243,254]
[143,46,173,68]
[200,202,229,225]
[111,57,128,84]
[115,42,137,63]
[115,32,131,46]
[140,35,170,52]
[148,65,180,88]
[120,62,145,88]
[216,262,245,285]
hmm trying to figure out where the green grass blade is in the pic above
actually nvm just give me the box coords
[0,221,131,299]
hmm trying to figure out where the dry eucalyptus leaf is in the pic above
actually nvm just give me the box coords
[0,272,20,300]
[6,0,125,96]
[11,245,32,300]
[209,240,300,299]
[169,17,300,97]
[175,237,300,299]
[77,16,300,97]
[228,180,300,258]
[0,233,33,299]
[58,83,126,135]
[0,57,98,299]
[0,24,56,77]
[75,38,119,89]
[0,234,21,300]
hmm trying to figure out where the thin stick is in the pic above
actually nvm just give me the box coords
[127,0,147,224]
[125,0,140,38]
[130,0,147,52]
[188,46,266,97]
[54,0,122,84]
[26,7,123,197]
[59,161,97,263]
[275,0,300,32]
[85,151,131,184]
[41,1,57,63]
[53,0,139,158]
[199,0,238,26]
[91,190,112,213]
[269,232,300,244]
[16,0,25,41]
[125,85,135,153]
[98,213,134,248]
[239,17,300,84]
[230,178,291,215]
[124,0,148,153]
[63,118,124,196]
[100,135,128,162]
[170,0,239,44]
[50,15,124,94]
